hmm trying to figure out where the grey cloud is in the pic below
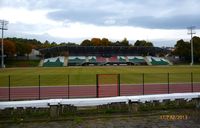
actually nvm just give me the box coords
[128,14,200,29]
[47,9,117,25]
[1,0,200,29]
[47,8,200,29]
[6,31,85,44]
[0,0,110,10]
[8,22,51,33]
[44,0,200,29]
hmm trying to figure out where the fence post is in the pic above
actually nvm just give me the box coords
[38,75,41,100]
[191,72,193,92]
[167,73,170,94]
[8,75,10,101]
[118,74,120,96]
[142,73,144,95]
[67,74,70,99]
[96,74,99,98]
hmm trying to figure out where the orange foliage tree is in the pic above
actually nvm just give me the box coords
[1,40,16,56]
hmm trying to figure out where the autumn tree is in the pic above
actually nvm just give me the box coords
[1,40,16,56]
[60,42,78,46]
[120,38,129,46]
[192,36,200,60]
[42,40,51,48]
[173,37,200,62]
[81,39,92,46]
[91,38,101,46]
[101,38,111,46]
[15,42,32,56]
[6,37,42,49]
[111,38,130,46]
[51,42,57,47]
[134,40,153,47]
[173,39,190,61]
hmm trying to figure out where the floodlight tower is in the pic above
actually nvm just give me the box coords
[0,20,8,68]
[187,26,196,66]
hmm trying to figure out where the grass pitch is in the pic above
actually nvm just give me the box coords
[0,66,200,87]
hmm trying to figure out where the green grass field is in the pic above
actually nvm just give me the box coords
[0,66,200,87]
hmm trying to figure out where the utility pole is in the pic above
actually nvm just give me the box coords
[0,20,8,68]
[187,26,196,66]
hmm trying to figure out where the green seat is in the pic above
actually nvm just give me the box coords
[89,57,97,63]
[43,58,63,67]
[118,56,126,62]
[128,57,145,63]
[151,58,169,65]
[68,56,86,65]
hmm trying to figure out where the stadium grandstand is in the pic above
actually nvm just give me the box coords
[39,46,172,67]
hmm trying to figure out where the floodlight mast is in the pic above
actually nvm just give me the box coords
[187,26,196,66]
[0,20,8,68]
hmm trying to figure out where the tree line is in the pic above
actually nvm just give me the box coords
[1,37,153,57]
[2,36,200,63]
[1,38,78,57]
[173,36,200,62]
[81,38,153,47]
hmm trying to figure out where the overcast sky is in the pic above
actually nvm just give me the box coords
[0,0,200,46]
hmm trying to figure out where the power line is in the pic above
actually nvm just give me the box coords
[187,26,196,66]
[0,20,8,68]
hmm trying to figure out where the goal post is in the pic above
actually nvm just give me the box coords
[96,74,120,98]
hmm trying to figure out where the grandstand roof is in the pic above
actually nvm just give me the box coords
[39,46,170,57]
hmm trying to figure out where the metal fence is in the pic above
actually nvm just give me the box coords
[0,73,200,101]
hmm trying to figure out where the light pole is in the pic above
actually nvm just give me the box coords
[0,20,8,68]
[187,26,196,66]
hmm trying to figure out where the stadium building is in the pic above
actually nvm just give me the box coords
[39,46,172,67]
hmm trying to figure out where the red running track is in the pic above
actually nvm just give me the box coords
[0,83,200,101]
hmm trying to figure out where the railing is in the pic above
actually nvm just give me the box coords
[0,73,200,101]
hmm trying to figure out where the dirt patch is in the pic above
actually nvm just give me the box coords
[1,109,200,128]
